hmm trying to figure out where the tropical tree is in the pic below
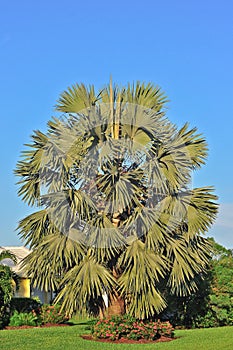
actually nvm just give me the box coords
[0,250,17,328]
[196,238,233,327]
[0,250,17,304]
[15,80,218,319]
[157,238,233,328]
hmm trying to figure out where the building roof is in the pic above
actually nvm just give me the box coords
[0,246,31,277]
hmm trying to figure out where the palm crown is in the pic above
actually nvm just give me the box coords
[15,81,218,319]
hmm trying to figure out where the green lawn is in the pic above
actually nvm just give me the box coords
[0,320,233,350]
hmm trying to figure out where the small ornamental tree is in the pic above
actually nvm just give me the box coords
[15,81,218,319]
[0,250,17,328]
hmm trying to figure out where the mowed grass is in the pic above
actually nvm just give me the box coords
[0,320,233,350]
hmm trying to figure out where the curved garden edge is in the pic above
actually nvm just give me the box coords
[81,334,178,344]
[3,323,72,330]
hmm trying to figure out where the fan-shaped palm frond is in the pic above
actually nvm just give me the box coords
[56,83,99,113]
[17,210,57,248]
[118,239,167,318]
[21,234,84,292]
[55,255,116,315]
[123,81,168,113]
[158,187,218,238]
[15,131,48,206]
[166,235,212,296]
[86,214,126,262]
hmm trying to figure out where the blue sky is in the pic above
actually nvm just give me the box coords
[0,0,232,248]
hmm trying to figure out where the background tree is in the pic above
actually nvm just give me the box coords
[0,250,17,328]
[15,81,218,319]
[157,269,212,328]
[195,238,233,327]
[159,238,233,328]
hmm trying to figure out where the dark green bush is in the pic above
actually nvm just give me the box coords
[0,267,15,329]
[10,297,41,314]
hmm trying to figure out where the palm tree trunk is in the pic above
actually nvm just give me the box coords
[103,264,125,317]
[102,99,125,318]
[106,293,125,317]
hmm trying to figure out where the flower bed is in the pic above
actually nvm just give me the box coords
[91,315,174,341]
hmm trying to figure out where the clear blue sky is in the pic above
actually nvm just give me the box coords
[0,0,232,248]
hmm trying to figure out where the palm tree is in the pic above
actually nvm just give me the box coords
[15,80,218,319]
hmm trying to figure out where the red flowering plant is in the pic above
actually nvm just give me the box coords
[39,304,69,325]
[92,315,174,341]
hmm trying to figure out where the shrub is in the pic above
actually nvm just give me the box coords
[39,304,69,325]
[0,267,15,329]
[9,310,39,327]
[92,315,174,341]
[10,297,41,315]
[7,304,69,328]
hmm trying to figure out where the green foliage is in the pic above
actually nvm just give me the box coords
[0,266,14,306]
[0,267,13,328]
[0,250,18,329]
[7,304,69,328]
[0,251,17,304]
[197,239,233,328]
[15,80,218,319]
[92,315,174,341]
[9,310,38,327]
[160,238,233,328]
[158,269,212,328]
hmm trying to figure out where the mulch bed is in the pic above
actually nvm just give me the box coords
[4,323,71,330]
[81,334,176,344]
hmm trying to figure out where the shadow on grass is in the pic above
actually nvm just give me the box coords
[68,318,97,332]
